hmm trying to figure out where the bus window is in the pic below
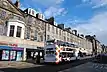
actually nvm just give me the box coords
[61,52,66,58]
[46,40,55,45]
[68,53,75,57]
[46,51,54,54]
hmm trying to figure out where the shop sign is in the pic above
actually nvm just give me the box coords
[12,47,24,50]
[0,42,8,45]
[9,44,18,47]
[0,41,18,47]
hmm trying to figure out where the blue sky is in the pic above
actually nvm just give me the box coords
[13,0,107,45]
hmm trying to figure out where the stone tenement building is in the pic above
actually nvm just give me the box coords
[0,0,102,61]
[85,35,102,55]
[45,17,93,55]
[0,0,25,61]
[0,0,45,61]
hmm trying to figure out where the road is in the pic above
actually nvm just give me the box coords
[0,58,92,72]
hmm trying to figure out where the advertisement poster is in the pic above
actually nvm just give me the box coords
[16,52,22,61]
[10,51,16,60]
[2,50,9,60]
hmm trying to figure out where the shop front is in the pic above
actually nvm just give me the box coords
[26,47,44,63]
[0,46,24,61]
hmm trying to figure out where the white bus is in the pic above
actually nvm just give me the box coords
[44,39,80,64]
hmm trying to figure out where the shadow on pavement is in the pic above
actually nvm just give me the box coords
[92,55,107,64]
[0,58,92,72]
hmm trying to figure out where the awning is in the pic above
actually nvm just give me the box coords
[0,46,12,50]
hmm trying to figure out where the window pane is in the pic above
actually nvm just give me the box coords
[26,27,30,39]
[40,35,43,41]
[48,24,50,31]
[52,26,54,33]
[16,26,22,37]
[9,25,15,37]
[34,30,37,40]
[47,35,50,40]
[56,28,58,34]
[0,25,4,35]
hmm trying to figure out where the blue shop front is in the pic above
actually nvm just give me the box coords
[0,45,24,61]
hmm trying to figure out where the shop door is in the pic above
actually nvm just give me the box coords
[16,51,23,61]
[26,51,32,59]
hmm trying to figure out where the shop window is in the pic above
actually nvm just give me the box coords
[9,25,15,37]
[10,51,16,60]
[16,26,22,37]
[2,50,9,60]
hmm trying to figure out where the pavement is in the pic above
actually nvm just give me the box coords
[0,61,44,69]
[0,56,103,72]
[0,56,92,69]
[0,57,92,72]
[58,62,107,72]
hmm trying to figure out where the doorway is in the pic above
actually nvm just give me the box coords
[0,50,2,60]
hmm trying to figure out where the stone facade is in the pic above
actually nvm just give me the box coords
[46,22,93,55]
[0,0,24,36]
[0,0,45,47]
[24,15,45,42]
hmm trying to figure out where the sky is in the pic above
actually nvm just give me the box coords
[12,0,107,45]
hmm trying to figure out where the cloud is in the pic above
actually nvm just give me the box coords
[65,16,89,27]
[71,12,107,45]
[17,0,66,18]
[20,4,27,10]
[20,6,26,10]
[91,0,107,8]
[42,0,66,18]
[32,0,64,7]
[81,0,107,9]
[44,6,66,18]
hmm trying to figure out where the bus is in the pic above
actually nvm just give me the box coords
[44,39,80,64]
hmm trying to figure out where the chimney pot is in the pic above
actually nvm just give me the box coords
[14,0,20,8]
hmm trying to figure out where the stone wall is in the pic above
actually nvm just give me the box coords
[0,36,44,47]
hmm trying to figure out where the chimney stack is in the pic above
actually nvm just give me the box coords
[78,34,79,37]
[80,34,84,37]
[14,0,20,8]
[46,17,54,25]
[72,30,77,35]
[57,24,64,29]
